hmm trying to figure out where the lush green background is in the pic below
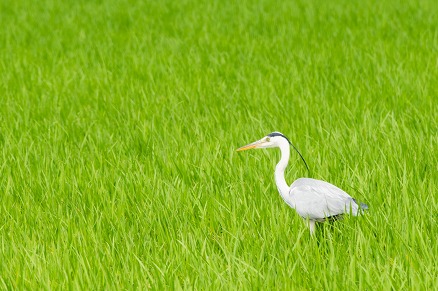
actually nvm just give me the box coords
[1,0,437,289]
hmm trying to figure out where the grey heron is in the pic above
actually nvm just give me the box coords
[237,132,368,234]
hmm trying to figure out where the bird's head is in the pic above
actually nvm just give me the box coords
[236,131,310,171]
[236,132,290,151]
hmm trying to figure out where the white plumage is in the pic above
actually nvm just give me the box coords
[288,178,360,220]
[237,131,368,234]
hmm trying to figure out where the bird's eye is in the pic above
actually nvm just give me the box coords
[266,137,271,142]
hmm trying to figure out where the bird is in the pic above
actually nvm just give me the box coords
[237,131,368,234]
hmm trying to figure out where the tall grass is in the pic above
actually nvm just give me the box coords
[0,0,437,289]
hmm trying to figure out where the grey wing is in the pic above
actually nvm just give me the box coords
[288,178,359,220]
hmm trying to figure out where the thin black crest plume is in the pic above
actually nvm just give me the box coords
[268,132,310,172]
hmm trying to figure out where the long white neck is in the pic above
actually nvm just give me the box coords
[275,141,290,200]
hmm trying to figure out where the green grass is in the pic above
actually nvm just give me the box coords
[1,0,437,289]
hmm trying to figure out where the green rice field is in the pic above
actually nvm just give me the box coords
[0,0,437,289]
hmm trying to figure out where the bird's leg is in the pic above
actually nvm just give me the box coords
[308,220,316,235]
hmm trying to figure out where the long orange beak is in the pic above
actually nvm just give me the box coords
[236,140,264,152]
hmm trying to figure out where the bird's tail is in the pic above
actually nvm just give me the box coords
[360,202,369,210]
[353,198,369,212]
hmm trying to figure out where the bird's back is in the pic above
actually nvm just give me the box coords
[287,178,361,221]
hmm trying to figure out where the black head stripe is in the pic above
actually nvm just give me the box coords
[267,132,292,145]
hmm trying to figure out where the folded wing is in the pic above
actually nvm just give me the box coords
[289,178,360,221]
